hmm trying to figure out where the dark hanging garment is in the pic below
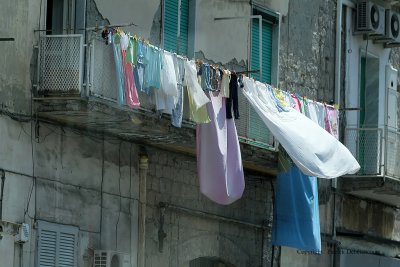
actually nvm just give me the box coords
[226,73,239,119]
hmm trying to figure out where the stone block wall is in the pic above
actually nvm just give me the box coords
[144,147,274,267]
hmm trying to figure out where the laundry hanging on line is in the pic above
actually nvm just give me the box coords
[196,92,245,205]
[241,76,360,178]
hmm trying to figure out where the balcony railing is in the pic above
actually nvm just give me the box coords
[36,34,275,149]
[344,127,400,179]
[385,129,400,178]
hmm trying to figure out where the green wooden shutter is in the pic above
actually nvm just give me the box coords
[179,0,189,55]
[164,0,189,55]
[251,19,272,83]
[249,18,273,145]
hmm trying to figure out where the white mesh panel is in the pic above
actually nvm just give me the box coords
[39,35,83,94]
[92,38,118,100]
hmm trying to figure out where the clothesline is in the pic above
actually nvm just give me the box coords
[99,26,340,131]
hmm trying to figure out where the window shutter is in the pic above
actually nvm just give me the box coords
[58,232,77,266]
[179,0,189,55]
[164,0,189,55]
[248,18,273,145]
[38,228,57,267]
[251,19,272,83]
[37,221,78,267]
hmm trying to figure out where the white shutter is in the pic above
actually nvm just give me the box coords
[38,229,57,267]
[37,221,78,267]
[58,232,77,266]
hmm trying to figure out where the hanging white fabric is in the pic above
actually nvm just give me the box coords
[241,77,360,178]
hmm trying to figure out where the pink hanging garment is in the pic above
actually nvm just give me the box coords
[290,93,302,112]
[324,104,339,139]
[197,92,245,205]
[121,50,140,108]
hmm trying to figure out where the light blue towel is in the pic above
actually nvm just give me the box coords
[112,34,125,105]
[272,163,321,252]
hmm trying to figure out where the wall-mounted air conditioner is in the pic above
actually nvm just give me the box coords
[385,10,400,41]
[384,10,400,47]
[355,0,385,37]
[93,250,130,267]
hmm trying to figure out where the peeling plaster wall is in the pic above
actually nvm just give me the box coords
[90,0,162,45]
[193,0,251,65]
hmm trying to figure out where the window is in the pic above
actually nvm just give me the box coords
[45,0,85,35]
[163,0,189,55]
[37,221,78,267]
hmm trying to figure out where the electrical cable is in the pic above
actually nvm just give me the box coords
[115,141,122,249]
[100,135,104,245]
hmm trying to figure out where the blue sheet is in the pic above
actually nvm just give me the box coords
[272,164,321,252]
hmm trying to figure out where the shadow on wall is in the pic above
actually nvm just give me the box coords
[188,257,236,267]
[176,234,250,267]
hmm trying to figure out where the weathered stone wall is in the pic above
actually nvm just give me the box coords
[279,0,337,102]
[144,147,274,267]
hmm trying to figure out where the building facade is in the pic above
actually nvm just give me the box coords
[0,0,400,266]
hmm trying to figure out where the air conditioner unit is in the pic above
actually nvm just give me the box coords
[355,0,385,36]
[385,10,400,47]
[93,250,130,267]
[15,223,29,244]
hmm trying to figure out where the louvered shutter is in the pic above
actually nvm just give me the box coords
[37,221,78,267]
[163,0,189,55]
[38,228,57,267]
[248,18,273,145]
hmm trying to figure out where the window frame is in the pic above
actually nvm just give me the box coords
[250,6,280,87]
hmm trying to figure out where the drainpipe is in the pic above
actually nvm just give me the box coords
[335,0,343,107]
[138,155,148,267]
[0,169,5,220]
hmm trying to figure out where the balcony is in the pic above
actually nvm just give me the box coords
[340,127,400,206]
[33,34,278,175]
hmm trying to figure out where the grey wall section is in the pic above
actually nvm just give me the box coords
[0,115,140,267]
[388,48,400,130]
[0,0,40,114]
[92,0,161,44]
[279,0,336,101]
[336,194,400,244]
[144,147,274,267]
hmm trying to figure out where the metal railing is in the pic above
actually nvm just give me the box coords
[344,127,400,179]
[37,35,84,96]
[344,128,383,176]
[385,129,400,179]
[34,34,275,149]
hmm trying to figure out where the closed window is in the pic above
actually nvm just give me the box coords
[163,0,189,55]
[37,221,78,267]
